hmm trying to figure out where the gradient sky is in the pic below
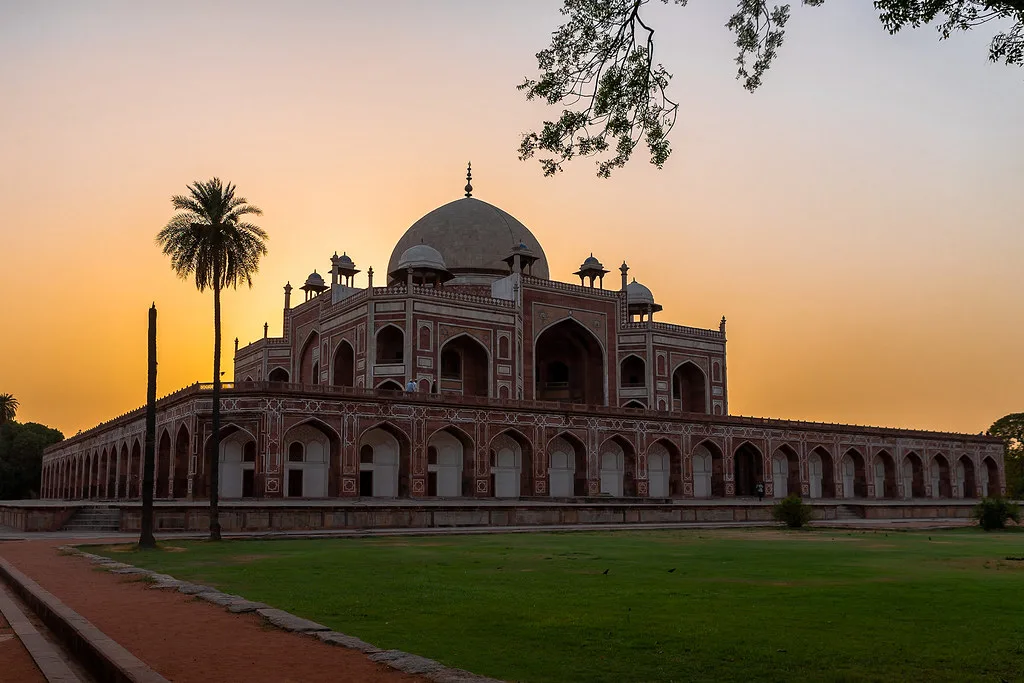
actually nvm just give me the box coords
[1,1,1021,437]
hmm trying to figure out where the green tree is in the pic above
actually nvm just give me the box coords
[0,394,18,424]
[988,412,1024,498]
[156,178,267,540]
[521,1,1024,176]
[0,421,64,499]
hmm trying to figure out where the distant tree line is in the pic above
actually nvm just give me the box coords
[0,394,64,500]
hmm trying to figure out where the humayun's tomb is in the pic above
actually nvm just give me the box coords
[26,167,1004,532]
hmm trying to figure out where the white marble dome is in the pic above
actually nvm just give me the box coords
[388,197,549,279]
[626,278,655,306]
[395,243,448,272]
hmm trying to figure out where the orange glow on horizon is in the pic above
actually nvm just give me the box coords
[1,2,1020,437]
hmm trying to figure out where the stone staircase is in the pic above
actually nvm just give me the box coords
[61,506,121,532]
[835,504,863,521]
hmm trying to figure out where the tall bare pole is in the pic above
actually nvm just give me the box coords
[140,303,157,549]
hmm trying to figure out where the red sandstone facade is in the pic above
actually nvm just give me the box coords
[40,183,1005,503]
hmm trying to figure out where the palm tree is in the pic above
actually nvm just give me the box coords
[156,178,267,540]
[0,394,18,424]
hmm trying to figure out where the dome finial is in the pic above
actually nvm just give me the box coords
[464,161,473,198]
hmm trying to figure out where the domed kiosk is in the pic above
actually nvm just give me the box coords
[387,166,549,283]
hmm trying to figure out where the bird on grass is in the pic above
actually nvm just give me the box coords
[602,568,609,575]
[668,568,676,573]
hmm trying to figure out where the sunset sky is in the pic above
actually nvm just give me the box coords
[1,1,1021,437]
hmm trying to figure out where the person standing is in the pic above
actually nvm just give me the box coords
[406,379,417,393]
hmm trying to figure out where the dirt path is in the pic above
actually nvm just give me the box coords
[0,539,426,683]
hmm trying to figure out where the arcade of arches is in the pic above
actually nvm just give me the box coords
[41,425,1005,503]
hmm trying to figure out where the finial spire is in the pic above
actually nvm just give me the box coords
[464,161,473,198]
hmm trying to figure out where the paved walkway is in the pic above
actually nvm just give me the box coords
[0,588,46,683]
[0,539,425,683]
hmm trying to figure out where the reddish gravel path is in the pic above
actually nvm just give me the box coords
[0,539,426,683]
[0,597,46,683]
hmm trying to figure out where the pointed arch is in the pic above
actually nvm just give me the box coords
[691,438,725,498]
[489,428,534,498]
[647,439,679,498]
[357,421,412,497]
[872,450,898,499]
[619,354,646,388]
[439,333,490,398]
[117,442,129,499]
[282,418,340,498]
[902,451,926,498]
[298,330,320,385]
[771,444,800,499]
[807,446,836,499]
[534,318,606,405]
[548,431,588,497]
[733,441,763,497]
[376,379,404,392]
[268,367,289,382]
[426,425,475,497]
[671,361,708,414]
[156,428,171,498]
[376,324,404,363]
[840,448,867,498]
[129,438,142,499]
[173,423,190,498]
[332,339,356,387]
[956,454,977,498]
[931,453,952,498]
[981,456,1000,497]
[598,434,637,497]
[622,400,646,409]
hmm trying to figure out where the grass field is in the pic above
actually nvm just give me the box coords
[95,529,1024,683]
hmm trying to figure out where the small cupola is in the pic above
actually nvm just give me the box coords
[502,241,540,276]
[330,251,361,287]
[389,243,453,286]
[574,253,609,288]
[626,278,662,319]
[300,270,327,301]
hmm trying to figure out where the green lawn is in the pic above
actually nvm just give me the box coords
[94,529,1024,683]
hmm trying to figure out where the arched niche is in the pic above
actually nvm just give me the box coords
[771,445,800,498]
[807,447,836,499]
[873,450,898,499]
[672,362,707,414]
[691,440,725,498]
[332,340,355,387]
[283,422,335,498]
[619,355,645,388]
[490,430,533,498]
[426,427,474,497]
[534,319,605,405]
[733,441,763,497]
[548,433,587,497]
[376,325,404,364]
[439,334,489,397]
[358,424,411,498]
[298,331,320,385]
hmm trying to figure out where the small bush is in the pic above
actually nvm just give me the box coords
[772,494,813,528]
[973,498,1021,531]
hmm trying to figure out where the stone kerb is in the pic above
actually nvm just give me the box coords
[65,546,502,683]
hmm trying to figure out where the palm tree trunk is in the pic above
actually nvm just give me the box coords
[140,304,157,549]
[210,282,222,541]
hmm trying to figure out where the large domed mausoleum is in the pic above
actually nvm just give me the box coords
[39,164,1005,514]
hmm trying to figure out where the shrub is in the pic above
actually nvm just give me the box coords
[772,494,813,528]
[973,498,1021,531]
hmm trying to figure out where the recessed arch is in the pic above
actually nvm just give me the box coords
[534,318,606,405]
[173,423,190,498]
[376,324,404,364]
[980,456,1000,496]
[807,446,836,499]
[439,333,490,398]
[619,354,646,389]
[691,439,725,498]
[298,330,320,385]
[622,400,646,409]
[156,428,171,498]
[489,428,534,498]
[376,379,404,392]
[117,442,129,499]
[282,418,339,498]
[129,438,142,499]
[358,421,412,497]
[332,339,355,387]
[647,439,680,498]
[598,434,637,497]
[671,361,708,414]
[840,448,867,498]
[902,451,926,498]
[213,425,258,499]
[771,444,800,499]
[268,367,289,382]
[733,441,763,497]
[931,453,952,498]
[872,450,898,499]
[548,432,588,497]
[956,454,977,498]
[426,425,475,497]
